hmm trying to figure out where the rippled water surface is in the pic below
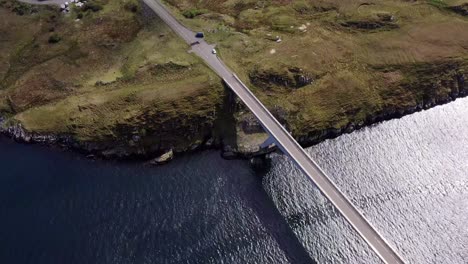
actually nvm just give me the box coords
[265,98,468,263]
[0,143,315,264]
[1,98,467,263]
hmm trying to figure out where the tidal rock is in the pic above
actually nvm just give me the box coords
[204,137,214,147]
[221,145,237,159]
[150,149,174,165]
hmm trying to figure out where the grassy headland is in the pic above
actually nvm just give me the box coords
[164,0,468,142]
[1,0,468,159]
[0,0,224,158]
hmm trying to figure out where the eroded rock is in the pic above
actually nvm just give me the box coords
[150,149,174,165]
[249,67,314,89]
[449,4,468,16]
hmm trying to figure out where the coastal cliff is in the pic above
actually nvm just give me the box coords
[1,0,468,163]
[2,62,467,161]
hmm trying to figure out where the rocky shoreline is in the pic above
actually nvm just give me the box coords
[2,0,467,166]
[1,75,467,164]
[0,117,220,164]
[296,72,467,147]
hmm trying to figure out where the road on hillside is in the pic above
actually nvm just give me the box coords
[17,0,407,262]
[143,1,407,262]
[19,0,405,261]
[142,0,406,263]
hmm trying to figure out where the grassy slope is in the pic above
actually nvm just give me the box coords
[0,0,223,154]
[1,0,467,155]
[165,0,468,137]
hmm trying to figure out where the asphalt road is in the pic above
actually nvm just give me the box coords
[143,0,407,263]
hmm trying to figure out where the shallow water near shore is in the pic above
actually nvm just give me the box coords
[1,98,468,263]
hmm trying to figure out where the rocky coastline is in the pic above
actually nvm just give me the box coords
[2,0,467,166]
[1,72,467,164]
[0,117,222,164]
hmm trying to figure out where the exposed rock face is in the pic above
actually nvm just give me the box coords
[2,73,467,162]
[297,67,468,147]
[340,13,398,31]
[240,114,263,134]
[270,105,289,127]
[150,149,174,165]
[221,145,237,159]
[340,20,398,31]
[398,61,468,106]
[449,4,468,16]
[239,106,288,134]
[294,5,336,15]
[249,67,314,89]
[2,61,467,163]
[1,122,59,144]
[0,116,217,161]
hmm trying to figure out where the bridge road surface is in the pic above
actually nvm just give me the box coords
[143,0,406,263]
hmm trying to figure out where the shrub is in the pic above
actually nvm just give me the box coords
[12,2,31,15]
[182,9,207,19]
[48,34,61,44]
[124,2,138,13]
[83,2,103,12]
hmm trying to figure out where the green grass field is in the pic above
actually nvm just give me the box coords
[164,0,468,136]
[0,0,223,152]
[1,0,467,153]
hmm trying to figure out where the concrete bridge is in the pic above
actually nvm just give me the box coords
[19,0,405,261]
[141,0,406,263]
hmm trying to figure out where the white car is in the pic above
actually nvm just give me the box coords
[212,49,217,55]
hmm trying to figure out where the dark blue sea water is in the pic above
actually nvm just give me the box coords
[1,97,468,263]
[0,139,315,264]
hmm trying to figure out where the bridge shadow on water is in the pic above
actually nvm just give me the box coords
[239,168,317,264]
[205,81,315,263]
[213,83,316,263]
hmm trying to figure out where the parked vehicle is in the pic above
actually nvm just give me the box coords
[195,32,204,38]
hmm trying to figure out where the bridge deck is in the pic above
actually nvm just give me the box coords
[143,0,405,263]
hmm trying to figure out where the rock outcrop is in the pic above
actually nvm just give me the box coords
[150,149,174,165]
[1,61,467,164]
[249,67,314,89]
[449,4,468,16]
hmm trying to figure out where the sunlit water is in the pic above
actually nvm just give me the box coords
[265,97,468,263]
[1,98,467,263]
